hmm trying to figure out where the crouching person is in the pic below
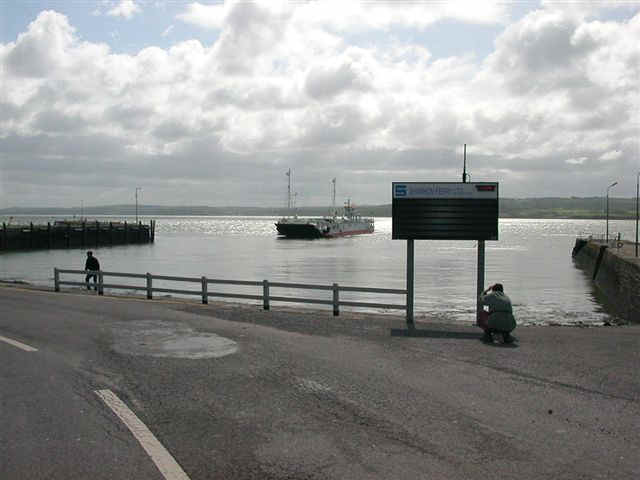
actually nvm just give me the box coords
[478,283,516,344]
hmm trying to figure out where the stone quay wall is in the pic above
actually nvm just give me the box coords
[573,239,640,323]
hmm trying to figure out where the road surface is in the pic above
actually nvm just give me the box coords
[1,285,639,479]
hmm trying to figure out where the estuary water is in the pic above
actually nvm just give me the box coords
[1,215,635,325]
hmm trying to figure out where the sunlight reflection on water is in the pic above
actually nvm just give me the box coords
[1,215,635,326]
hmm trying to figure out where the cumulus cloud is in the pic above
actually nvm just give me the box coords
[178,0,511,32]
[162,25,174,37]
[1,3,639,207]
[107,0,141,19]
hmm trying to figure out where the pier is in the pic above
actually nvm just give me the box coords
[0,219,156,251]
[572,236,639,323]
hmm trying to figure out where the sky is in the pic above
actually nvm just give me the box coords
[0,0,639,208]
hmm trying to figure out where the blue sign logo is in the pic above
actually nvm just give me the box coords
[394,184,407,197]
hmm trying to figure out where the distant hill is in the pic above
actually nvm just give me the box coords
[0,197,637,219]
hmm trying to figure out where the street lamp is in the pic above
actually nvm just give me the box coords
[606,181,617,244]
[636,172,640,257]
[135,187,142,223]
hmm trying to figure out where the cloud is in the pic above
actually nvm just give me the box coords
[305,59,373,99]
[566,157,588,165]
[107,0,141,20]
[599,150,623,162]
[1,5,639,207]
[178,1,510,31]
[162,25,174,37]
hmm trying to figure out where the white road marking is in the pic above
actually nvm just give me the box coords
[0,335,38,352]
[95,389,191,480]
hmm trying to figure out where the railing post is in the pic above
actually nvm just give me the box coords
[98,271,104,296]
[263,280,270,310]
[54,268,60,292]
[333,283,339,316]
[146,272,153,299]
[201,276,208,304]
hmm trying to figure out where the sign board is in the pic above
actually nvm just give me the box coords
[392,182,499,240]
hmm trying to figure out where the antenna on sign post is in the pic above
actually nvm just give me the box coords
[462,144,469,183]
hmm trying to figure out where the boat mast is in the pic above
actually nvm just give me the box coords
[331,178,336,217]
[286,168,292,212]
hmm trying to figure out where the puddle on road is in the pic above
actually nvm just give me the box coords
[111,320,238,359]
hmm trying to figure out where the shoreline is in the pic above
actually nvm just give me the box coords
[1,281,628,329]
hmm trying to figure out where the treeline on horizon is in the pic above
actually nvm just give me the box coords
[1,197,637,220]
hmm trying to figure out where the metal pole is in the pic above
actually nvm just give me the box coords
[477,240,485,324]
[146,272,152,300]
[406,239,414,328]
[606,181,617,244]
[135,187,141,224]
[636,172,640,257]
[606,190,609,244]
[202,276,208,304]
[263,280,270,310]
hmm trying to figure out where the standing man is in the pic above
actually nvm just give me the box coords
[85,250,100,291]
[478,283,516,344]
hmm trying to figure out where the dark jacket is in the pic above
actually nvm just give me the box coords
[85,256,100,271]
[479,291,516,332]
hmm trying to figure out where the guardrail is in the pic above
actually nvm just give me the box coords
[578,232,624,249]
[53,268,407,317]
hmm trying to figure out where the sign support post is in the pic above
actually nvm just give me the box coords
[392,182,498,331]
[476,240,485,324]
[406,239,414,328]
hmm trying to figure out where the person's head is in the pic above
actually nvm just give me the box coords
[492,283,504,292]
[87,251,93,257]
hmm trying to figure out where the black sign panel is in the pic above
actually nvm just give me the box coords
[392,182,499,240]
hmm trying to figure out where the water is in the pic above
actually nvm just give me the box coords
[1,215,635,325]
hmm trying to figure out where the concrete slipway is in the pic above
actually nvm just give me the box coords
[1,284,638,479]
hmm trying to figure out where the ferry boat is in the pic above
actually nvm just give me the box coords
[275,173,374,238]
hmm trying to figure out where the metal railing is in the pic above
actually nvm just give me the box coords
[579,232,624,248]
[53,268,407,317]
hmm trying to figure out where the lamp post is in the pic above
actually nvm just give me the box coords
[636,172,640,257]
[135,187,142,223]
[606,181,617,244]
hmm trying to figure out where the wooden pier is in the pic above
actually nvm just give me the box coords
[0,219,156,251]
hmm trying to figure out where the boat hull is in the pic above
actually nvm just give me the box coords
[276,219,374,238]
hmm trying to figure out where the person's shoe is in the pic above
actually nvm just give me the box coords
[502,333,515,344]
[481,332,494,343]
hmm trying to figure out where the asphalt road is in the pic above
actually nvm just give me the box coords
[1,285,639,479]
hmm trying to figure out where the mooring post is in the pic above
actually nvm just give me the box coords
[98,271,104,296]
[476,240,485,324]
[54,268,60,292]
[333,283,339,316]
[146,272,153,299]
[30,222,34,249]
[263,280,270,310]
[201,276,208,304]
